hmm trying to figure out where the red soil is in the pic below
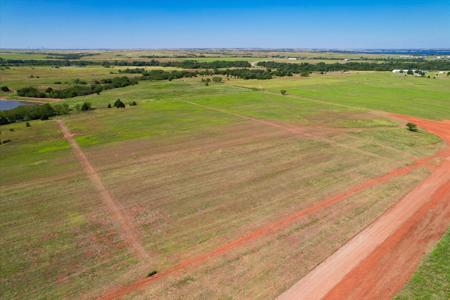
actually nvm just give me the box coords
[58,120,149,261]
[278,115,450,300]
[97,115,444,300]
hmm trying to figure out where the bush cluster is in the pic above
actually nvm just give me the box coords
[17,76,138,99]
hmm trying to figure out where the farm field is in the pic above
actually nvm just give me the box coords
[3,0,450,297]
[1,63,450,299]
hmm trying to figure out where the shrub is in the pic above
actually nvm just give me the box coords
[107,104,112,108]
[280,89,287,95]
[300,71,310,77]
[26,122,31,127]
[129,101,137,106]
[212,76,223,83]
[17,86,41,97]
[406,122,418,132]
[114,98,125,108]
[81,102,92,111]
[147,270,158,277]
[1,86,10,92]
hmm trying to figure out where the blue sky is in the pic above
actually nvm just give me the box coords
[1,0,449,49]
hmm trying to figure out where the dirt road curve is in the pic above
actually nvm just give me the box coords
[57,120,149,260]
[278,115,450,300]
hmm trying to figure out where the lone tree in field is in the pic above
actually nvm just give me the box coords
[114,98,126,108]
[280,89,287,95]
[406,122,418,132]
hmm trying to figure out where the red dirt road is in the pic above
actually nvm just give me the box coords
[58,120,149,261]
[97,115,446,300]
[278,115,450,300]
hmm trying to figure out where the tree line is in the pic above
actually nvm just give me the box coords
[0,103,70,125]
[0,58,251,69]
[17,76,138,99]
[256,60,450,73]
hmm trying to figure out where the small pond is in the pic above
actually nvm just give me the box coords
[0,100,34,111]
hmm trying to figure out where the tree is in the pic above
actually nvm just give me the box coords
[280,89,287,95]
[107,104,112,108]
[114,98,125,108]
[81,102,92,111]
[1,86,10,92]
[26,122,31,127]
[407,69,414,75]
[406,122,418,132]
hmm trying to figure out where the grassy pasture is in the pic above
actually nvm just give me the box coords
[227,72,450,119]
[0,69,448,299]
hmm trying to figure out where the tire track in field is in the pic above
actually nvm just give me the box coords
[98,140,440,299]
[57,120,149,261]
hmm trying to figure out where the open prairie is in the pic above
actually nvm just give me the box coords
[1,58,449,299]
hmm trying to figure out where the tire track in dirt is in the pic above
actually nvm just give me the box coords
[98,136,441,299]
[57,120,149,261]
[277,115,450,300]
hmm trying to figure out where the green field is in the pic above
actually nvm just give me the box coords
[1,56,449,299]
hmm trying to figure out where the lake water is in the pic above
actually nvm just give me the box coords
[0,100,33,111]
